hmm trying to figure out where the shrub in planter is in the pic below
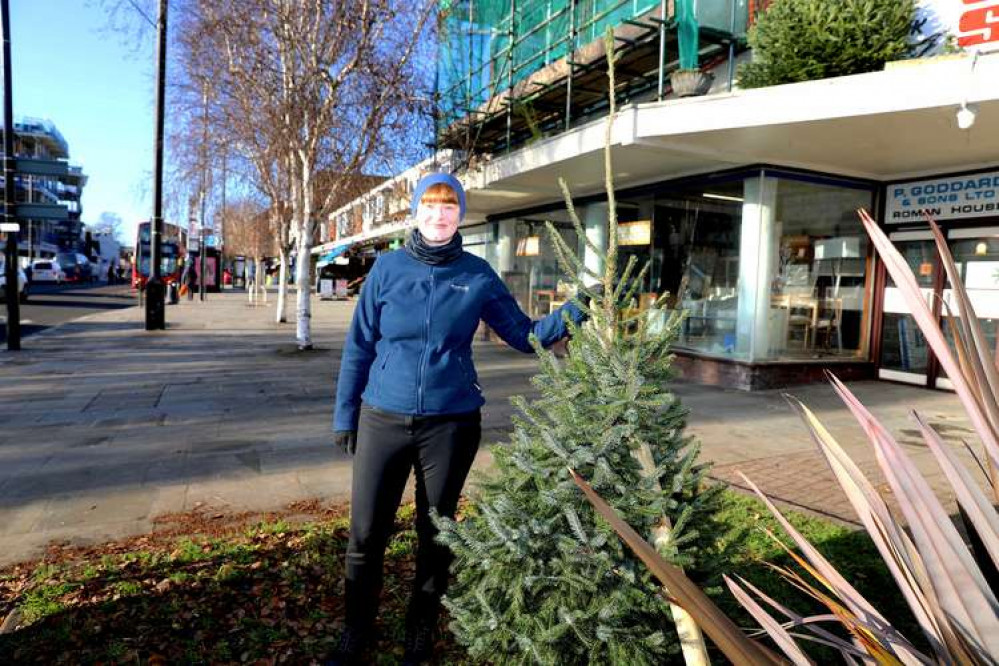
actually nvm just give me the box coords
[738,0,919,89]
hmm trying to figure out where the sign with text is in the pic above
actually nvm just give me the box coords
[957,0,999,52]
[887,170,999,223]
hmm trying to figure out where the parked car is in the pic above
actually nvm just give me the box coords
[30,259,64,284]
[56,252,91,282]
[0,256,28,303]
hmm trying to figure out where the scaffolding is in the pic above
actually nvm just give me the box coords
[436,0,751,156]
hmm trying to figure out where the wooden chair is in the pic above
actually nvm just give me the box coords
[772,294,818,350]
[813,297,844,351]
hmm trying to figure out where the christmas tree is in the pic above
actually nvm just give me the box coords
[434,31,724,665]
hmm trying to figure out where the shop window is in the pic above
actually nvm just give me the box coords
[939,234,999,385]
[764,178,874,361]
[661,181,746,358]
[507,218,578,318]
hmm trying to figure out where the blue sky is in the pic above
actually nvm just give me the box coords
[12,1,154,244]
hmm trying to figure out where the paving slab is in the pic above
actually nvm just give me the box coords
[0,288,976,565]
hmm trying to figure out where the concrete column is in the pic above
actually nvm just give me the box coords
[582,202,608,284]
[496,219,517,276]
[736,174,779,361]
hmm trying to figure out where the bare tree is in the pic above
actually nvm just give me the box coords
[223,198,274,304]
[173,0,431,348]
[95,212,125,242]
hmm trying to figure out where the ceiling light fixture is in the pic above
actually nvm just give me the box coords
[703,192,744,203]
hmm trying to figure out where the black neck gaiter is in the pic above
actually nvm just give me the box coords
[405,228,463,266]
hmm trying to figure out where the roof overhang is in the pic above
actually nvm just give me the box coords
[462,53,999,220]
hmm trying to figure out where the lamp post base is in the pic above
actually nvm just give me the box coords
[145,277,166,330]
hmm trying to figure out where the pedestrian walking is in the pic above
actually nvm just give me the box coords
[182,257,197,300]
[329,173,587,665]
[107,263,116,285]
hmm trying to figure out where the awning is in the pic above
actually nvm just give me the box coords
[316,243,351,267]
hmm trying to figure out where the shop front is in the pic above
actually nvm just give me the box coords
[877,168,999,390]
[488,167,879,389]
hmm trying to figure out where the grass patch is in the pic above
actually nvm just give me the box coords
[0,492,918,664]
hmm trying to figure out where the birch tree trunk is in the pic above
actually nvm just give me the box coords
[275,248,289,323]
[256,257,267,304]
[295,160,315,349]
[294,229,313,349]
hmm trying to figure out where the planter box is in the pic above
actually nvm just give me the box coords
[671,70,714,97]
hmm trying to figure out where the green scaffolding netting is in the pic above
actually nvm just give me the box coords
[437,0,747,130]
[676,0,698,70]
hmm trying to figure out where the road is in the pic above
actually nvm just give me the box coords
[0,281,136,343]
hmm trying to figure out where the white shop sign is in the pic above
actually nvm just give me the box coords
[886,171,999,224]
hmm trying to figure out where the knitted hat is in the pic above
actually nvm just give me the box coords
[410,172,466,221]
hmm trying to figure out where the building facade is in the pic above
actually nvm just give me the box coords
[1,117,88,265]
[325,0,999,390]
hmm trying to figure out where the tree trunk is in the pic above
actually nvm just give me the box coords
[295,228,313,349]
[256,257,267,304]
[247,260,254,304]
[632,443,710,666]
[275,247,289,323]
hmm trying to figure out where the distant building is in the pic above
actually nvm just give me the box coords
[1,117,88,264]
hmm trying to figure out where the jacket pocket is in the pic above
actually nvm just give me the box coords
[374,349,393,394]
[457,354,480,393]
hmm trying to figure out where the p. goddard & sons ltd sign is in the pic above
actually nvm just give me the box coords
[887,170,999,224]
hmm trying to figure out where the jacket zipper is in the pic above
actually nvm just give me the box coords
[417,265,435,413]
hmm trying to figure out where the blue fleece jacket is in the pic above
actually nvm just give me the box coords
[333,249,583,432]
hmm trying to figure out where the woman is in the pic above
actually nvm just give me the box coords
[330,172,585,665]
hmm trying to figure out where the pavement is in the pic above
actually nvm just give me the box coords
[0,288,978,566]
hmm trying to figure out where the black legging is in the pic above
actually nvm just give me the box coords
[345,403,481,630]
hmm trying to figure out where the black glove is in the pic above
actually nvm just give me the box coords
[334,431,357,455]
[582,283,605,306]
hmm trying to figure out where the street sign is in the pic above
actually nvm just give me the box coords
[0,222,18,232]
[0,203,69,220]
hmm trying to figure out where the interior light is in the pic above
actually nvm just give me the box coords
[516,236,540,257]
[976,241,988,256]
[703,192,744,203]
[619,220,652,246]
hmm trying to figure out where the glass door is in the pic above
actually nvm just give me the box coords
[878,231,938,386]
[936,228,999,391]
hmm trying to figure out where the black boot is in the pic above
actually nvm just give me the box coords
[401,620,436,665]
[402,599,439,665]
[325,624,370,666]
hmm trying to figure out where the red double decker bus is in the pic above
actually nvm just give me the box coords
[132,220,187,289]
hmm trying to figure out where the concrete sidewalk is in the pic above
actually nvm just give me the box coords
[0,288,975,565]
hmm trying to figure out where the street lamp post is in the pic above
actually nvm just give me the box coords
[1,0,20,351]
[144,0,168,330]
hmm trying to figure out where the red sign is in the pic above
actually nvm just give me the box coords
[959,1,999,50]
